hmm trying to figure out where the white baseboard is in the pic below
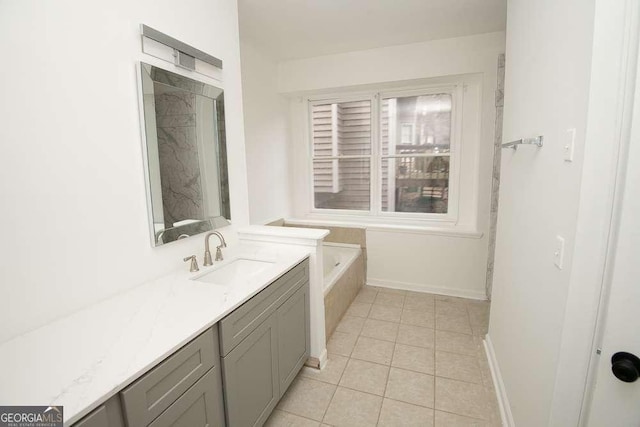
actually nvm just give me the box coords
[484,335,514,427]
[318,348,328,369]
[305,348,328,370]
[367,278,487,300]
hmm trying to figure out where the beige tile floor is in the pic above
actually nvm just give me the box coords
[265,286,500,427]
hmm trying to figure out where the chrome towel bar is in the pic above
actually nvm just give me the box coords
[502,135,544,150]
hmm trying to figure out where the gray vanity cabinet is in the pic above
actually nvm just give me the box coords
[221,312,279,427]
[71,259,309,427]
[74,396,124,427]
[220,259,310,427]
[120,327,221,427]
[276,284,310,393]
[74,327,225,427]
[147,367,225,427]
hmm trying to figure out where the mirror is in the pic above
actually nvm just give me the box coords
[140,62,231,246]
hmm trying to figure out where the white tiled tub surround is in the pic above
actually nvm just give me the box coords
[266,285,500,426]
[0,243,310,425]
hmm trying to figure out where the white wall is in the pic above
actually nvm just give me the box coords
[367,230,490,299]
[0,0,249,344]
[280,32,505,299]
[240,42,292,224]
[487,0,597,425]
[549,0,640,424]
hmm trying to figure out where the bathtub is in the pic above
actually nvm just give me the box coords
[322,242,365,339]
[323,243,361,294]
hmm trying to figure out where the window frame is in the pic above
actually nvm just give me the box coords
[307,93,377,215]
[306,83,463,225]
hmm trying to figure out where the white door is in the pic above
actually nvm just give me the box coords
[584,40,640,425]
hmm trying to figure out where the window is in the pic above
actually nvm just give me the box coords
[381,93,452,214]
[310,87,458,221]
[311,100,372,211]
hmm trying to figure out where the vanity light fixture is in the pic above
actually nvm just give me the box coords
[141,24,223,70]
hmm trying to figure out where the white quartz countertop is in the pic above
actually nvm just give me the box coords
[0,243,310,425]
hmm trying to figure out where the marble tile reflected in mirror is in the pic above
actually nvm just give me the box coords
[140,63,230,246]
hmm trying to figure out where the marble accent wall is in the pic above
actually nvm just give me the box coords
[154,85,204,229]
[485,54,505,299]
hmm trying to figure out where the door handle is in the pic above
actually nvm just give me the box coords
[611,352,640,383]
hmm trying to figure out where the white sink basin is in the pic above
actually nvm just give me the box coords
[192,258,274,285]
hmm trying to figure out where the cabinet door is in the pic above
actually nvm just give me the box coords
[73,396,124,427]
[222,312,279,427]
[277,282,310,395]
[148,367,225,427]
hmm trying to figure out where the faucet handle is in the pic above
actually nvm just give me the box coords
[183,255,199,272]
[215,245,224,261]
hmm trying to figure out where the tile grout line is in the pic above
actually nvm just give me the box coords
[432,301,438,422]
[434,407,491,423]
[277,408,329,425]
[374,357,389,426]
[430,299,438,423]
[433,359,483,384]
[292,375,489,425]
[319,378,339,425]
[322,294,374,425]
[320,335,354,425]
[374,297,405,426]
[464,299,475,339]
[324,379,437,409]
[324,289,494,425]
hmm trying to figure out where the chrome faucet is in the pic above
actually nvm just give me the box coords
[204,231,227,266]
[183,255,199,272]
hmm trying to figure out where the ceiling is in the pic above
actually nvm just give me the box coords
[238,0,507,61]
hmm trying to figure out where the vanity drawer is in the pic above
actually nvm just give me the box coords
[219,259,309,356]
[148,367,225,427]
[120,327,218,427]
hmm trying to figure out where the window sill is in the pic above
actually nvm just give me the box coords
[285,216,484,239]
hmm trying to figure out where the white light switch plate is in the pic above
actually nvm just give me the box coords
[564,128,576,162]
[554,235,565,269]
